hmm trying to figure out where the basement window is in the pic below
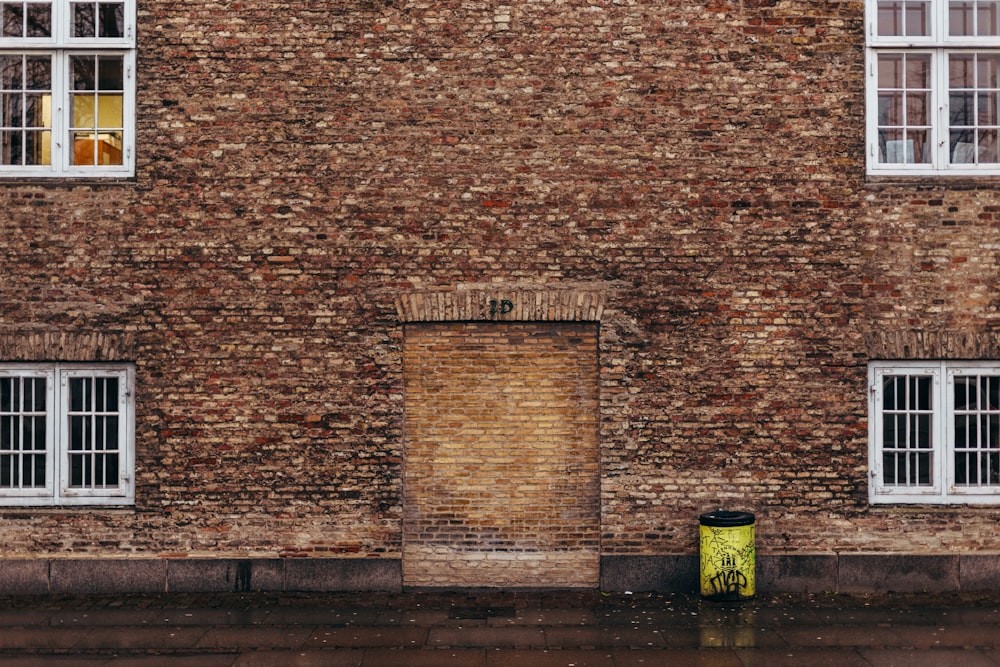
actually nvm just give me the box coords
[0,363,134,506]
[869,360,1000,504]
[866,0,1000,175]
[0,0,135,177]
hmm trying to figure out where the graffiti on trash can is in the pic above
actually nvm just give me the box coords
[701,527,754,597]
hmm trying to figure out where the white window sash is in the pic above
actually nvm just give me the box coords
[865,0,1000,175]
[0,369,55,499]
[57,367,132,501]
[0,363,134,507]
[945,365,1000,498]
[0,0,136,177]
[0,0,136,49]
[870,360,1000,504]
[869,363,944,502]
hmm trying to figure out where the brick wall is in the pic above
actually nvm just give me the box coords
[0,0,999,585]
[402,322,600,587]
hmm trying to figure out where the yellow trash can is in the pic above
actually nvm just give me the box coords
[699,510,755,601]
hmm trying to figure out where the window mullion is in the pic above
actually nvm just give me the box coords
[936,48,948,169]
[49,52,64,171]
[56,368,68,500]
[939,363,953,499]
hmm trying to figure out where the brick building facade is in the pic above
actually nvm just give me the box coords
[2,0,1000,593]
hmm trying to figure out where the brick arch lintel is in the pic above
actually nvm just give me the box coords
[865,330,1000,360]
[395,284,607,323]
[0,331,136,362]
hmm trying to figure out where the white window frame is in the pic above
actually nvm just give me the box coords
[0,362,134,506]
[0,0,136,177]
[869,360,1000,504]
[866,0,1000,175]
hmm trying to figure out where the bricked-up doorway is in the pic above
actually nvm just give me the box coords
[403,322,600,588]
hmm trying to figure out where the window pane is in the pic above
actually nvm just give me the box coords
[909,130,931,162]
[880,92,904,125]
[98,2,122,37]
[69,378,86,412]
[952,129,977,160]
[26,1,47,36]
[880,1,905,35]
[978,92,998,124]
[979,129,999,161]
[879,54,904,88]
[1,93,21,127]
[908,91,930,125]
[0,55,20,90]
[980,0,1000,34]
[906,1,930,34]
[1,2,22,36]
[70,55,94,91]
[71,2,93,37]
[97,55,123,90]
[980,53,1000,88]
[951,92,975,125]
[906,55,931,88]
[952,1,976,34]
[951,54,975,88]
[24,56,49,90]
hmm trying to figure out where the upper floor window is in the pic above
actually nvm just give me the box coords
[0,363,135,506]
[0,0,135,177]
[866,1,1000,175]
[869,360,1000,504]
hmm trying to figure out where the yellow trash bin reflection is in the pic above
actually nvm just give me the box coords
[699,510,755,601]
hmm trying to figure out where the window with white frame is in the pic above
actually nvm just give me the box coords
[869,360,1000,503]
[866,1,1000,174]
[0,0,135,177]
[0,363,134,506]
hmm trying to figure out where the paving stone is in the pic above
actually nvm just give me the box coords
[734,648,873,667]
[610,648,744,666]
[858,648,1000,667]
[305,626,429,648]
[234,650,365,666]
[73,626,209,649]
[542,625,666,649]
[890,624,1000,649]
[195,626,315,650]
[487,649,615,667]
[0,627,92,649]
[773,624,908,648]
[362,648,487,666]
[264,607,381,626]
[428,626,547,649]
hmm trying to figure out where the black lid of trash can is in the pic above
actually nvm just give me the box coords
[699,510,755,527]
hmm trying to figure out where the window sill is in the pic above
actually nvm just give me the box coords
[865,174,1000,189]
[0,176,136,188]
[0,506,136,516]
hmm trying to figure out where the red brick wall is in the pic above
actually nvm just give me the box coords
[0,0,999,567]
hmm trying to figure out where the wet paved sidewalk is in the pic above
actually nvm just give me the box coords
[1,589,999,666]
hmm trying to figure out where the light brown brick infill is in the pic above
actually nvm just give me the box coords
[402,322,600,588]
